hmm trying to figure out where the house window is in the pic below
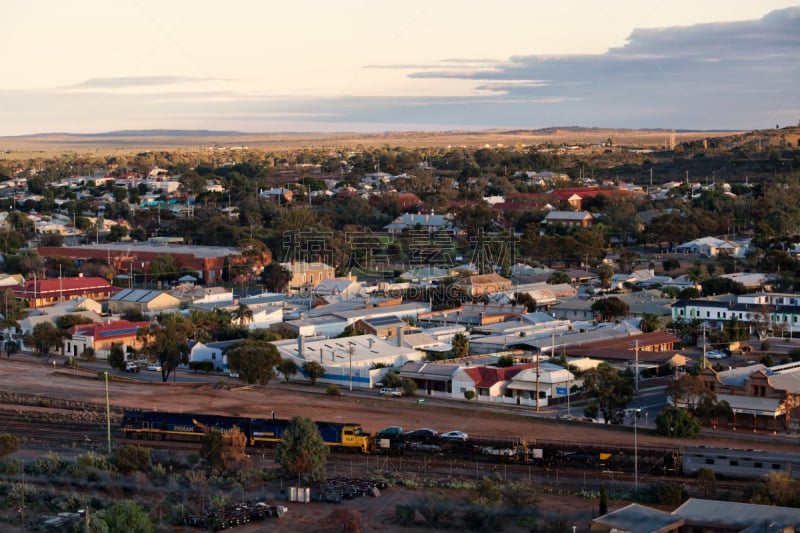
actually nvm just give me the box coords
[705,458,715,465]
[211,352,217,360]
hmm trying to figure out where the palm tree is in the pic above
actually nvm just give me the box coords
[231,303,254,328]
[452,333,469,358]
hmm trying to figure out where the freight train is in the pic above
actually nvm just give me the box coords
[120,410,800,482]
[121,410,371,453]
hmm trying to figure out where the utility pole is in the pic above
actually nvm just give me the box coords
[105,372,111,454]
[634,340,639,394]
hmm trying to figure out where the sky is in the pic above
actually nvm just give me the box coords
[1,1,798,136]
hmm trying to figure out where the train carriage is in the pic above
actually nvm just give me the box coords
[682,446,800,480]
[121,410,249,442]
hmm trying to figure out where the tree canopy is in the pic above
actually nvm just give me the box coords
[275,415,329,483]
[137,313,193,382]
[582,362,634,424]
[224,339,282,385]
[590,296,630,322]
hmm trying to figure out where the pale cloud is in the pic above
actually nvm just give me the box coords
[0,6,797,135]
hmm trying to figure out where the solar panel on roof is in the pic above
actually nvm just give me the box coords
[366,315,404,326]
[99,327,141,338]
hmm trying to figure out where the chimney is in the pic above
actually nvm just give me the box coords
[298,335,305,357]
[396,327,404,348]
[368,337,374,349]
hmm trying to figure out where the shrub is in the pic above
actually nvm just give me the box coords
[464,390,475,400]
[326,384,341,396]
[115,445,151,474]
[652,482,687,506]
[64,357,79,369]
[0,433,19,457]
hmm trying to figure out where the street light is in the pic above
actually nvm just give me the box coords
[634,408,641,492]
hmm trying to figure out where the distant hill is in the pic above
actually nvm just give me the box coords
[0,126,761,154]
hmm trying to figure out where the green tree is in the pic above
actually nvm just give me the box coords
[452,333,469,358]
[337,324,365,338]
[582,362,634,424]
[654,405,701,438]
[230,303,254,328]
[697,468,717,498]
[137,314,193,382]
[39,231,64,247]
[275,416,329,483]
[107,343,126,371]
[277,358,298,383]
[24,321,66,360]
[0,433,19,457]
[382,370,402,388]
[496,355,514,367]
[224,339,282,385]
[512,292,537,312]
[4,340,18,358]
[302,360,325,385]
[148,253,180,281]
[590,296,630,322]
[597,263,614,287]
[200,430,224,470]
[261,262,292,293]
[401,378,418,397]
[55,313,96,330]
[107,224,129,242]
[639,312,662,333]
[546,270,570,284]
[665,374,710,409]
[101,499,154,533]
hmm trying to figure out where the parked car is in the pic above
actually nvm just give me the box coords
[228,371,240,378]
[124,362,140,373]
[406,428,438,438]
[706,350,727,360]
[376,426,404,438]
[441,430,469,441]
[147,364,162,371]
[379,388,403,397]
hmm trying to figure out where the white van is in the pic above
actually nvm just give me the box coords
[380,388,402,397]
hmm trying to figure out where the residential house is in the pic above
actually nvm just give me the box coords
[698,363,800,433]
[14,276,121,309]
[65,319,150,360]
[280,261,336,291]
[186,339,242,372]
[353,316,411,339]
[507,363,576,408]
[542,211,595,228]
[312,277,363,298]
[383,212,454,234]
[462,364,536,404]
[108,289,181,315]
[398,362,474,398]
[674,236,748,257]
[453,273,512,298]
[672,291,800,336]
[36,296,103,316]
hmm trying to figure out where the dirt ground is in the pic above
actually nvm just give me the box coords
[0,358,795,532]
